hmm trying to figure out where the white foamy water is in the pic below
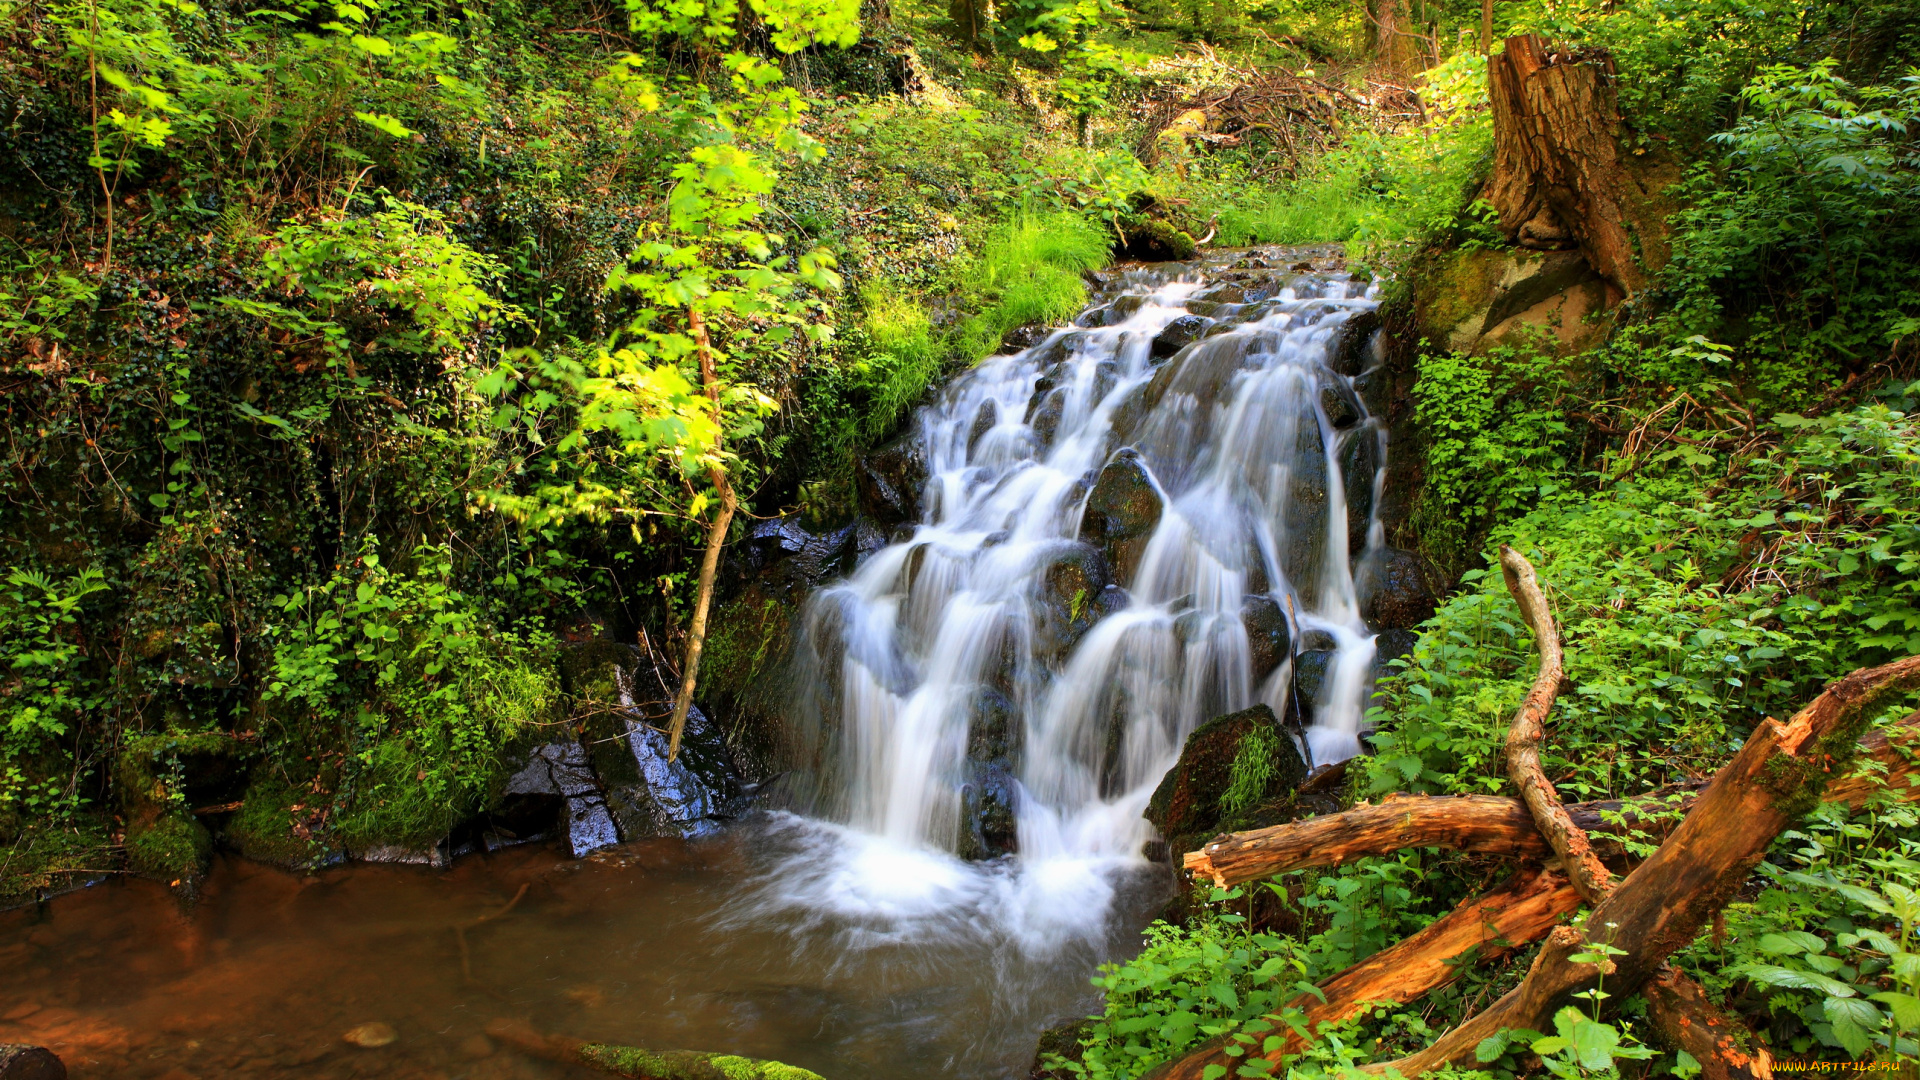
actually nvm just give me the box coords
[741,253,1387,960]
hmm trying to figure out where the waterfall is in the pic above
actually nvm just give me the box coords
[745,250,1387,954]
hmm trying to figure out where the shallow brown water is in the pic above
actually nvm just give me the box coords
[0,827,1160,1080]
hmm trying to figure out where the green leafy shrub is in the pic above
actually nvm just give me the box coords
[264,544,557,846]
[1370,400,1920,803]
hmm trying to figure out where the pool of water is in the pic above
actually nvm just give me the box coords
[0,820,1167,1080]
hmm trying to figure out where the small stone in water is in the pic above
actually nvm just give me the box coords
[343,1022,397,1048]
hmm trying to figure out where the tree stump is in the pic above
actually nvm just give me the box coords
[1484,35,1677,299]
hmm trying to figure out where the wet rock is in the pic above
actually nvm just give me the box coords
[958,688,1020,860]
[1359,548,1437,631]
[1001,323,1050,353]
[1373,628,1419,678]
[1194,283,1251,305]
[1150,315,1210,359]
[342,1023,397,1049]
[601,699,746,843]
[1297,628,1337,653]
[1328,309,1381,376]
[1339,428,1379,554]
[855,433,928,525]
[1078,448,1165,587]
[1079,294,1147,327]
[1028,390,1066,449]
[967,398,998,453]
[1144,703,1309,857]
[1282,423,1329,595]
[1030,1019,1092,1079]
[1351,367,1391,418]
[959,758,1020,860]
[1033,543,1112,661]
[1028,331,1086,371]
[1319,380,1362,429]
[1241,595,1292,683]
[349,839,452,869]
[504,742,617,857]
[743,516,810,574]
[0,1045,66,1080]
[1294,649,1336,711]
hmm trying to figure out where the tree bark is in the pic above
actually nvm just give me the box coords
[1484,34,1676,298]
[1185,794,1551,885]
[946,0,992,46]
[1185,709,1919,888]
[1140,869,1582,1080]
[1363,654,1920,1076]
[1366,0,1422,78]
[1499,545,1613,903]
[666,309,736,764]
[1643,965,1776,1080]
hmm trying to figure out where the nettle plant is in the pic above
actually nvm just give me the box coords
[1679,798,1920,1060]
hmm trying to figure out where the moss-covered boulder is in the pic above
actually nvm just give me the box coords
[1145,704,1309,859]
[223,766,343,870]
[116,731,254,894]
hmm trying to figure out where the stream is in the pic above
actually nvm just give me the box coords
[0,245,1390,1080]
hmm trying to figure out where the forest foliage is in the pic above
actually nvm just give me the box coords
[2,0,1920,1069]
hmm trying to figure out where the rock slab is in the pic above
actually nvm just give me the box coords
[0,1046,65,1080]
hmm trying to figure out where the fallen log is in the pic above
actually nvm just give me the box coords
[1643,965,1775,1080]
[1498,546,1613,904]
[1186,710,1919,887]
[1363,654,1920,1076]
[484,1018,824,1080]
[1138,868,1582,1080]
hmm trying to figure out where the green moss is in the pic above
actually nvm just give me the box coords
[226,769,337,869]
[702,594,795,699]
[0,815,115,908]
[577,1044,826,1080]
[125,808,212,885]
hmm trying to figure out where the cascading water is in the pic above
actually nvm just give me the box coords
[734,249,1390,1056]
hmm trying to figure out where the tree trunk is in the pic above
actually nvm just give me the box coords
[666,309,735,764]
[1364,655,1920,1076]
[1185,707,1918,887]
[1643,966,1776,1080]
[1484,34,1677,298]
[946,0,992,46]
[1366,0,1421,78]
[1184,794,1551,885]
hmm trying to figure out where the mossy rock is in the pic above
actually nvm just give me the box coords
[577,1044,825,1080]
[1029,1017,1092,1079]
[1116,217,1196,262]
[125,808,213,890]
[1145,704,1308,858]
[224,768,342,870]
[116,730,256,892]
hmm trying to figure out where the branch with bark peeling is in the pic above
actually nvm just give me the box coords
[1155,544,1920,1079]
[1185,713,1918,888]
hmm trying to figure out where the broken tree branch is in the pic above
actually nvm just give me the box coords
[1643,965,1776,1080]
[1499,545,1614,904]
[1364,654,1920,1076]
[1185,709,1920,887]
[1139,869,1582,1080]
